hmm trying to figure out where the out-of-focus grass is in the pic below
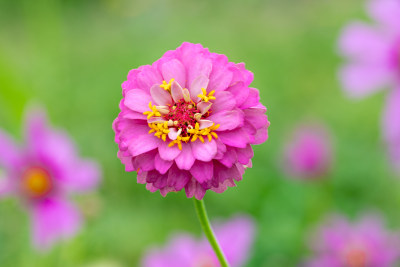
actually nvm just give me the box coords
[1,0,399,266]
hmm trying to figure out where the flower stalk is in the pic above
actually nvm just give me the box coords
[193,198,230,267]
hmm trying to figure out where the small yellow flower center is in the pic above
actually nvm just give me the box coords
[21,167,52,198]
[197,88,216,102]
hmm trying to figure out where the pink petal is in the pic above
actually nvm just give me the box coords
[339,22,392,60]
[191,139,217,162]
[190,75,209,102]
[158,141,182,161]
[136,65,163,92]
[161,59,186,88]
[211,91,237,113]
[148,117,166,124]
[0,130,20,168]
[168,127,181,140]
[239,88,261,109]
[190,161,214,183]
[175,143,195,170]
[197,101,212,115]
[208,54,233,92]
[208,110,244,131]
[150,84,173,106]
[236,144,254,165]
[62,159,101,192]
[218,128,249,148]
[154,153,173,174]
[368,0,400,32]
[128,133,162,157]
[124,89,153,113]
[243,108,269,129]
[171,81,184,102]
[199,120,214,130]
[339,62,391,98]
[187,57,212,92]
[31,198,81,250]
[226,82,250,107]
[253,126,269,144]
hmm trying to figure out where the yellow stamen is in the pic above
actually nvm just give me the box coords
[160,78,175,92]
[197,88,216,102]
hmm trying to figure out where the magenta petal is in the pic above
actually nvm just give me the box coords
[150,84,173,106]
[175,143,195,170]
[0,130,20,168]
[218,128,249,148]
[236,144,254,165]
[185,178,207,200]
[133,150,157,172]
[31,198,81,250]
[208,110,244,131]
[158,140,182,161]
[190,161,213,183]
[253,126,269,144]
[211,91,236,113]
[128,134,162,157]
[218,147,238,168]
[124,89,153,113]
[244,108,269,129]
[161,59,186,88]
[227,82,250,107]
[167,164,191,191]
[240,88,260,109]
[155,153,173,174]
[191,139,217,162]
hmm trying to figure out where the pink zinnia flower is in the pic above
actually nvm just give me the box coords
[113,42,269,199]
[141,215,255,267]
[282,123,333,179]
[304,214,400,267]
[0,108,101,250]
[338,0,400,98]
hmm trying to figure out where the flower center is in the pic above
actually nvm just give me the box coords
[143,79,220,150]
[21,167,52,198]
[344,246,368,267]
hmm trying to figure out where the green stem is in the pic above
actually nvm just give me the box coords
[193,198,230,267]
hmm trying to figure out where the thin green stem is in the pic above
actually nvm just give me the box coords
[193,198,230,267]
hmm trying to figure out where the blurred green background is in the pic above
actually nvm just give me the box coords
[1,0,400,266]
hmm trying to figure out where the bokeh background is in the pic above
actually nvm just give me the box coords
[1,0,399,266]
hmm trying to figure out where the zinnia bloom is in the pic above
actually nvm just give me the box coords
[338,0,400,98]
[0,108,101,250]
[339,0,400,172]
[113,42,269,199]
[141,215,255,267]
[282,123,333,179]
[304,214,400,267]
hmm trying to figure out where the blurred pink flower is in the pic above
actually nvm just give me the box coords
[141,215,255,267]
[282,123,333,179]
[0,108,101,250]
[113,42,269,199]
[338,0,400,98]
[304,214,400,267]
